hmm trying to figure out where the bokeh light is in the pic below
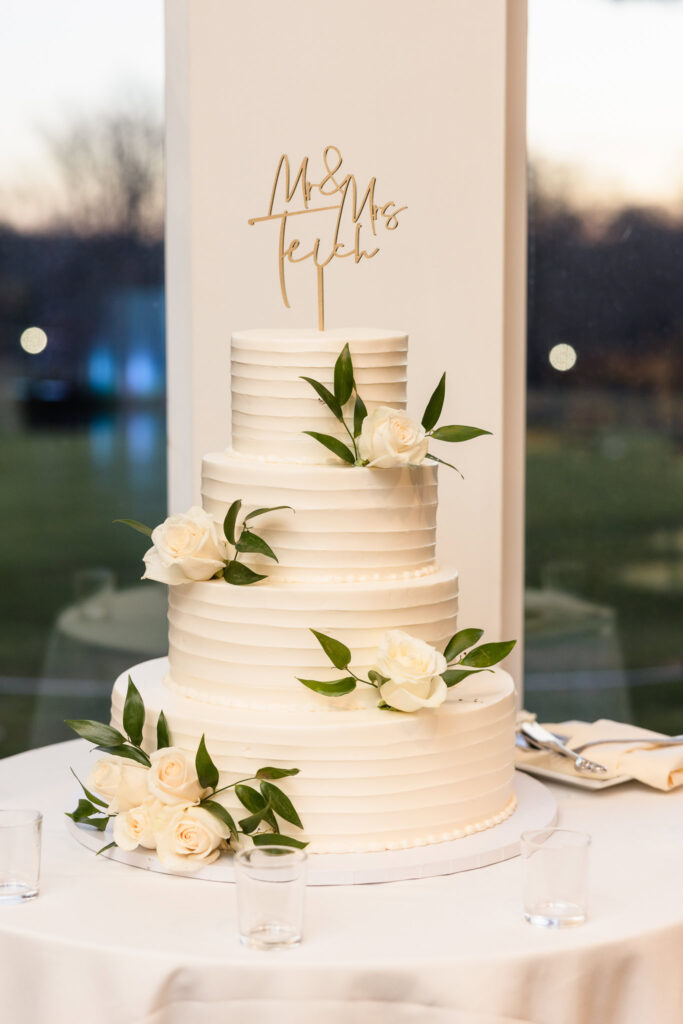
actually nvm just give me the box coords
[20,326,48,354]
[548,343,577,372]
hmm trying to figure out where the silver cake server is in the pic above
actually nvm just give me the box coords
[520,721,608,774]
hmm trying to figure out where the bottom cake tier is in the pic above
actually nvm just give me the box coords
[111,658,517,854]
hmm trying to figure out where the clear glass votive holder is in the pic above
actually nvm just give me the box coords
[74,568,114,621]
[0,809,43,903]
[521,828,590,928]
[234,846,307,950]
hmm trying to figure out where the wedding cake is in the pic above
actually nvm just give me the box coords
[109,328,516,854]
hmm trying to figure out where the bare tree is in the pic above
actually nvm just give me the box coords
[44,101,164,241]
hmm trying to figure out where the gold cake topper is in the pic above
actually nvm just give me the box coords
[248,146,407,330]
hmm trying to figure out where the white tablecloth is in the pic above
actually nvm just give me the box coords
[1,741,682,1024]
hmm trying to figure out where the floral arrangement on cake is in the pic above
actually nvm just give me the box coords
[65,678,306,872]
[115,500,292,586]
[301,343,490,472]
[298,627,515,712]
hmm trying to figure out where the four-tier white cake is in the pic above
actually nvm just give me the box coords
[111,328,516,853]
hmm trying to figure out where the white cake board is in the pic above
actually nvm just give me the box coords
[67,772,556,886]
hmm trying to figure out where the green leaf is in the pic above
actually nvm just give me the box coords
[460,640,516,667]
[353,392,368,437]
[302,431,355,465]
[444,628,485,663]
[368,670,389,687]
[255,767,301,780]
[66,719,126,748]
[235,784,278,831]
[195,734,219,791]
[333,343,354,406]
[70,767,108,808]
[422,372,446,432]
[260,782,303,829]
[235,783,267,813]
[94,743,151,767]
[113,518,152,538]
[441,668,485,687]
[297,676,356,697]
[239,808,271,835]
[122,675,145,747]
[201,799,238,840]
[66,798,100,822]
[156,710,171,750]
[223,560,267,585]
[82,816,110,832]
[377,700,401,712]
[300,376,343,419]
[430,425,492,443]
[96,841,117,856]
[223,499,241,545]
[243,505,294,523]
[252,833,309,849]
[235,530,278,563]
[310,629,351,670]
[425,452,463,478]
[65,802,110,832]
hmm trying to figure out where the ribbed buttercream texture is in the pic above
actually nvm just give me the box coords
[109,327,517,853]
[111,661,516,853]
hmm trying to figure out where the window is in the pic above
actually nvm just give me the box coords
[525,0,683,728]
[0,2,166,756]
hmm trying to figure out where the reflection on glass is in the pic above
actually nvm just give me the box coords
[526,0,683,729]
[20,327,48,355]
[0,1,166,758]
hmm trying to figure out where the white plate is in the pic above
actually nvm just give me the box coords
[514,754,631,790]
[67,771,557,886]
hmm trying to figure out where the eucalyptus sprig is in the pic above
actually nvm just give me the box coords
[219,500,293,585]
[301,342,366,465]
[195,738,307,848]
[66,676,307,852]
[300,344,491,473]
[65,675,164,833]
[298,628,516,710]
[439,628,516,685]
[66,675,160,770]
[419,372,491,476]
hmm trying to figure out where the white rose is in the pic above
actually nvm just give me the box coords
[86,756,150,813]
[359,407,429,468]
[113,798,166,851]
[155,804,229,873]
[142,506,230,585]
[374,629,448,713]
[147,746,209,805]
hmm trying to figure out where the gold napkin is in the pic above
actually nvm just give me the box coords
[517,718,683,790]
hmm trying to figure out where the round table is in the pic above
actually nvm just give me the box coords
[42,584,168,683]
[1,742,682,1024]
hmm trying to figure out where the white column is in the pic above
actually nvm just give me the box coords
[165,0,527,686]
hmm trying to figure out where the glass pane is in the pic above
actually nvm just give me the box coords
[526,0,683,729]
[0,2,166,756]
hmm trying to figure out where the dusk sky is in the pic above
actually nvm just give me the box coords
[528,0,683,210]
[0,0,163,227]
[1,0,682,225]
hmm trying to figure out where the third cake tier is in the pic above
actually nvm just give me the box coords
[167,570,459,711]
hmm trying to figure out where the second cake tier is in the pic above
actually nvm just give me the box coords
[203,450,439,582]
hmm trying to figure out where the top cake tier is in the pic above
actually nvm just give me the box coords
[231,328,408,462]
